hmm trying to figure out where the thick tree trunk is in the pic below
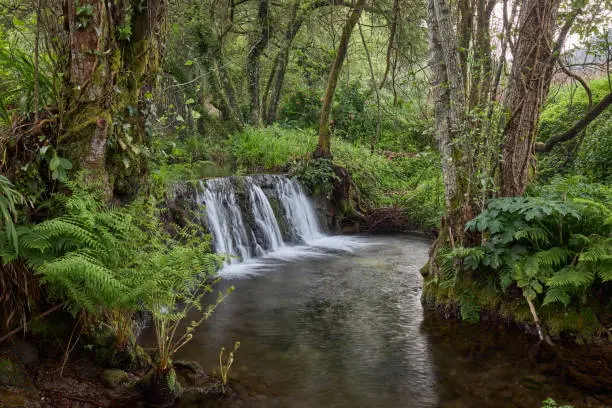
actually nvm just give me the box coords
[247,0,270,126]
[59,0,165,199]
[315,0,367,159]
[501,0,560,196]
[61,0,113,194]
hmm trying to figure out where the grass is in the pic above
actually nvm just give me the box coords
[229,125,444,229]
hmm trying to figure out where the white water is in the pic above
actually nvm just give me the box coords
[198,175,367,276]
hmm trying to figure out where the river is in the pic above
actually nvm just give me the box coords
[176,234,593,408]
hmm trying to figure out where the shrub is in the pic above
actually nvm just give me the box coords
[448,190,611,336]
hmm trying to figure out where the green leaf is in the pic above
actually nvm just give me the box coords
[49,156,60,171]
[59,158,73,170]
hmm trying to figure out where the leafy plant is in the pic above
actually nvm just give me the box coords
[18,180,138,315]
[451,194,611,336]
[0,175,24,253]
[219,341,240,393]
[290,158,338,197]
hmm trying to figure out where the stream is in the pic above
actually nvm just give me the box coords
[176,234,595,408]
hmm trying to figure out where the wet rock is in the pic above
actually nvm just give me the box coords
[0,358,26,387]
[100,369,130,389]
[520,373,548,389]
[0,388,41,408]
[143,368,183,408]
[12,341,40,366]
[174,360,205,387]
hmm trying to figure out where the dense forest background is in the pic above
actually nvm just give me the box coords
[0,0,611,403]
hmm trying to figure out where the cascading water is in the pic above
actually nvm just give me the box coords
[199,178,252,264]
[197,175,323,264]
[271,176,323,243]
[197,174,367,277]
[248,183,284,252]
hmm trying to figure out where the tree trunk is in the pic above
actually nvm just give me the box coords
[427,0,476,249]
[247,0,271,126]
[265,1,302,125]
[315,0,367,159]
[61,0,113,194]
[501,0,560,196]
[59,0,165,199]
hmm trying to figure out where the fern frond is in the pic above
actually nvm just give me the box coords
[542,287,571,307]
[548,266,595,288]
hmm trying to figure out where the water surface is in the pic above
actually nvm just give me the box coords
[178,235,598,408]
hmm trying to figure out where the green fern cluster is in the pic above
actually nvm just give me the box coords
[11,181,140,315]
[452,194,611,326]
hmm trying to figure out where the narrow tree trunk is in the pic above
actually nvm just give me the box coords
[501,0,560,196]
[266,2,302,125]
[315,0,367,159]
[247,0,270,126]
[379,0,399,89]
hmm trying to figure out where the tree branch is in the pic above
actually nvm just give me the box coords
[535,91,612,153]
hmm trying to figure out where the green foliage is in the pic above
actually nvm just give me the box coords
[537,79,612,184]
[219,341,240,393]
[290,158,338,197]
[541,397,574,408]
[279,82,430,151]
[451,187,611,333]
[0,38,53,125]
[230,125,315,171]
[16,180,139,315]
[230,126,444,228]
[278,88,322,128]
[0,175,24,253]
[131,201,228,372]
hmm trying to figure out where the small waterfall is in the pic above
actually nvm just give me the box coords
[248,183,284,251]
[199,178,251,264]
[198,175,324,265]
[272,177,323,243]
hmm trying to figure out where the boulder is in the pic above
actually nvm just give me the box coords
[99,369,130,389]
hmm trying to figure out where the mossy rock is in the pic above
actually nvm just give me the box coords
[100,369,130,389]
[89,332,151,370]
[0,358,26,387]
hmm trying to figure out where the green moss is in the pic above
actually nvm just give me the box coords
[0,358,25,387]
[423,274,606,342]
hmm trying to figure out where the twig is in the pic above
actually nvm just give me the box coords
[0,302,65,344]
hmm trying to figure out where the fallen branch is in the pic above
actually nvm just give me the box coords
[0,302,65,344]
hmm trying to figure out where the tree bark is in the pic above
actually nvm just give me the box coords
[315,0,367,159]
[501,0,560,196]
[265,1,302,125]
[59,0,166,199]
[427,0,475,248]
[247,0,271,126]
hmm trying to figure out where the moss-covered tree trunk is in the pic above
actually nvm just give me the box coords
[58,0,165,199]
[315,0,367,159]
[247,0,270,126]
[500,0,559,196]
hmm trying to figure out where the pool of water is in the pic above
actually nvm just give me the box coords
[176,235,605,408]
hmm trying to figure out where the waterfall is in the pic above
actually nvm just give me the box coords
[199,178,251,264]
[272,177,323,243]
[198,175,324,265]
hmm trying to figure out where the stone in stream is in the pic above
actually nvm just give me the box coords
[99,368,130,389]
